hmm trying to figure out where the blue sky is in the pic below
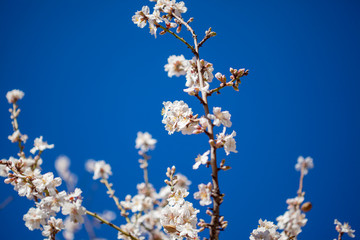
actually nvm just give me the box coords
[0,0,359,239]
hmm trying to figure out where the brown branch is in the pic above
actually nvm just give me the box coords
[338,232,344,240]
[171,12,222,240]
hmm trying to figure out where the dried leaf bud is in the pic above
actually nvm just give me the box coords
[221,166,232,171]
[220,159,225,167]
[233,84,239,91]
[163,224,177,233]
[301,202,312,212]
[221,221,228,229]
[187,17,194,23]
[206,209,213,216]
[219,216,224,222]
[209,31,217,37]
[176,24,182,33]
[160,30,166,35]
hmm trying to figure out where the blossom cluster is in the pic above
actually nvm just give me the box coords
[0,90,86,240]
[161,166,199,240]
[250,219,281,240]
[132,0,187,37]
[276,196,308,239]
[86,134,200,240]
[0,1,357,240]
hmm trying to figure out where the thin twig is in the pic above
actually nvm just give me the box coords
[297,162,306,196]
[11,103,25,155]
[208,79,237,96]
[100,178,130,223]
[86,210,139,240]
[157,25,196,53]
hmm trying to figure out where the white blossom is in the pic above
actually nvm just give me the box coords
[167,188,189,206]
[136,131,157,152]
[42,217,64,238]
[8,130,20,143]
[208,107,232,127]
[184,58,213,95]
[295,156,314,175]
[334,219,355,238]
[6,89,24,103]
[23,207,47,230]
[129,194,153,212]
[155,0,187,17]
[118,222,144,240]
[93,160,112,180]
[161,100,197,135]
[250,219,281,240]
[177,222,198,239]
[37,191,67,215]
[192,150,210,170]
[0,161,9,177]
[277,196,307,239]
[85,159,96,173]
[132,6,151,28]
[164,55,189,77]
[62,199,86,224]
[216,127,238,155]
[30,136,54,154]
[161,187,199,240]
[193,183,212,206]
[63,216,81,240]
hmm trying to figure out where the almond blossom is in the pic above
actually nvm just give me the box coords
[42,217,64,239]
[334,219,355,238]
[216,127,238,155]
[8,129,28,143]
[135,131,157,152]
[62,199,86,224]
[6,89,24,103]
[23,207,48,230]
[192,150,209,170]
[193,183,212,206]
[92,160,112,180]
[295,156,314,175]
[250,219,281,240]
[30,136,54,154]
[164,55,189,77]
[154,0,187,17]
[161,100,197,135]
[208,107,232,128]
[132,6,151,28]
[276,196,308,239]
